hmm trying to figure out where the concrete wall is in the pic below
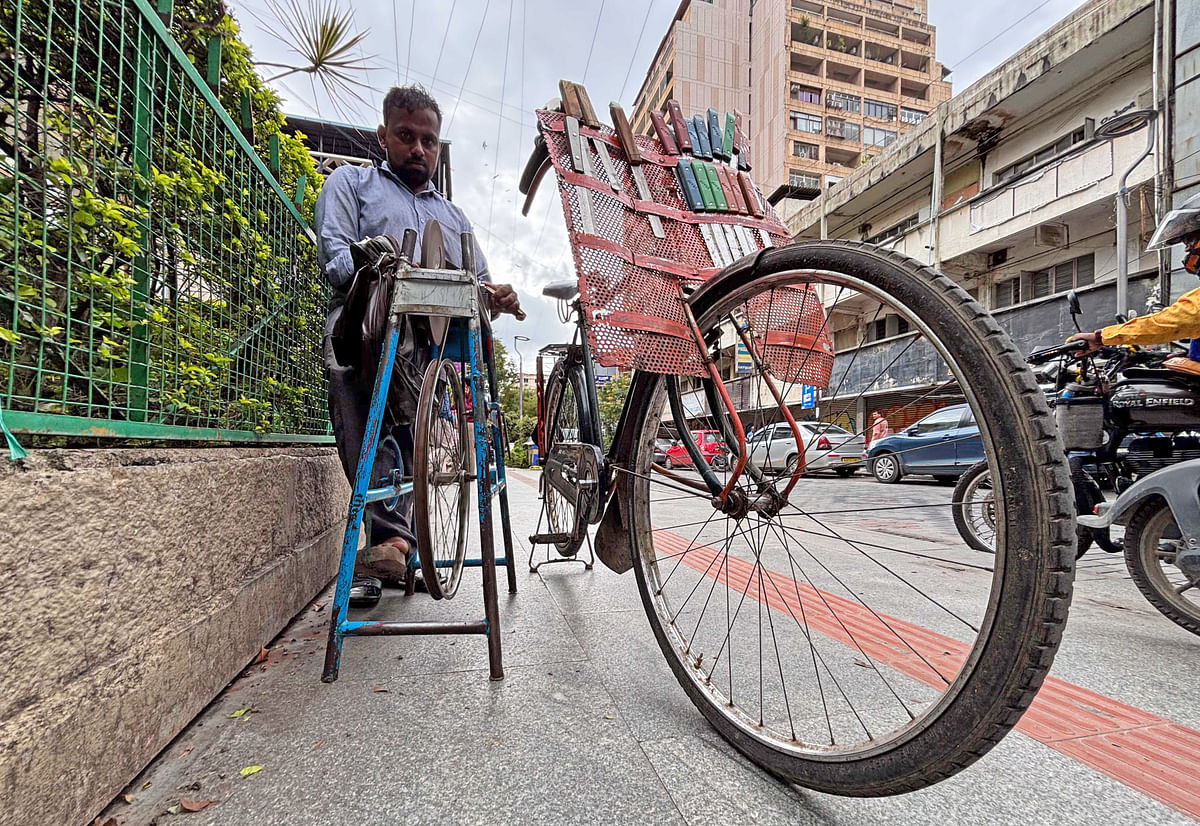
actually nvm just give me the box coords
[0,447,347,826]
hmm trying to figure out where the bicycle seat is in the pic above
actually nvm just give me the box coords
[543,280,579,301]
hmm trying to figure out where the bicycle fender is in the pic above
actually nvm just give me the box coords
[1078,458,1200,548]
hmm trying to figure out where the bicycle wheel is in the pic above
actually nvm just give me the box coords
[541,359,595,557]
[1124,499,1200,636]
[622,241,1074,795]
[413,358,469,600]
[952,461,995,553]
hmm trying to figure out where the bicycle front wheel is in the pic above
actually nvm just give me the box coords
[623,241,1074,795]
[413,358,469,600]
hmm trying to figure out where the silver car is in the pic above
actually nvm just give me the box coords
[747,421,867,477]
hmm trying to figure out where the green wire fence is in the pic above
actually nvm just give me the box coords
[0,0,332,449]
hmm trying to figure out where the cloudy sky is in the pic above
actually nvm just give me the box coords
[229,0,1090,361]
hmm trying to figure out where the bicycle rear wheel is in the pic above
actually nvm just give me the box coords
[623,241,1074,795]
[414,358,469,600]
[541,359,595,556]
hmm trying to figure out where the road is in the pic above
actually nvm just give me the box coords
[103,468,1200,825]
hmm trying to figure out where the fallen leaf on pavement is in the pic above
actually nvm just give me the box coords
[179,745,194,758]
[167,805,181,815]
[253,647,270,664]
[228,708,251,719]
[372,686,389,693]
[141,781,152,791]
[122,794,135,803]
[312,738,324,751]
[180,799,219,813]
[95,818,118,826]
[239,765,262,777]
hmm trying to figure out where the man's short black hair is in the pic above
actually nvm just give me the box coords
[382,85,442,128]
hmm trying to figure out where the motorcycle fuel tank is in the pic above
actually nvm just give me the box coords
[1108,378,1200,431]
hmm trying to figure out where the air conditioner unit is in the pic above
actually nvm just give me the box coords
[828,99,844,110]
[1035,223,1068,248]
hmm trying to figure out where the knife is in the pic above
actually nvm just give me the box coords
[737,170,763,218]
[707,108,727,161]
[610,102,664,239]
[650,110,678,155]
[697,223,723,266]
[716,164,746,214]
[675,159,704,212]
[667,100,692,154]
[564,116,597,235]
[700,162,727,211]
[692,160,717,210]
[722,112,736,162]
[692,115,712,159]
[710,220,734,263]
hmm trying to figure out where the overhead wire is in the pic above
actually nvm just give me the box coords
[486,0,514,240]
[581,0,607,84]
[431,0,459,89]
[445,0,493,135]
[619,0,657,104]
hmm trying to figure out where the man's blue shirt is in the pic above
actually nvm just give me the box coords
[314,160,490,320]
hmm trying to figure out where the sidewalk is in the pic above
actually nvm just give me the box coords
[100,469,1197,826]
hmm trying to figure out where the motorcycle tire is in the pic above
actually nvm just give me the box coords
[1124,499,1200,637]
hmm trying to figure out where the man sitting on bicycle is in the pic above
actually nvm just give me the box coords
[315,85,522,600]
[1069,192,1200,366]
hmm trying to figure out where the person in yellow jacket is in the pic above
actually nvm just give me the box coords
[1069,192,1200,371]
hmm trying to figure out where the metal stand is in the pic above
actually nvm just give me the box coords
[322,230,514,684]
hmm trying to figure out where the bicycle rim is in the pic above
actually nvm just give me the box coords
[624,242,1073,794]
[543,362,590,556]
[414,359,469,600]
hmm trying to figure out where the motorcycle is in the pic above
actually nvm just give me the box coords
[1077,459,1200,636]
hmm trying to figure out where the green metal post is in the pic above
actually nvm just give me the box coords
[128,17,156,422]
[206,37,221,91]
[269,134,280,173]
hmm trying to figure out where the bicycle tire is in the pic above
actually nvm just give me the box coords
[1124,499,1200,636]
[952,460,995,554]
[413,359,469,600]
[541,359,596,557]
[624,241,1074,796]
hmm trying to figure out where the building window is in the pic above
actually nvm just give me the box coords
[900,106,927,125]
[790,111,823,134]
[994,254,1096,309]
[789,170,821,189]
[866,214,919,245]
[792,140,820,160]
[864,126,897,147]
[994,124,1091,185]
[863,99,896,121]
[826,117,860,141]
[790,83,822,104]
[993,278,1021,309]
[826,91,861,113]
[825,175,843,189]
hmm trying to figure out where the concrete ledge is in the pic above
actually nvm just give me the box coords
[0,447,348,826]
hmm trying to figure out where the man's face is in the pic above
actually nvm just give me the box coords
[377,106,440,191]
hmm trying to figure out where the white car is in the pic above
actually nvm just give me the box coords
[746,421,867,477]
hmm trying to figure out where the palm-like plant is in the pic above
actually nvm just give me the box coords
[252,0,375,105]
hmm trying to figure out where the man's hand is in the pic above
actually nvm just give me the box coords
[1066,330,1103,354]
[486,283,525,319]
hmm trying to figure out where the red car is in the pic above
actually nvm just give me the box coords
[664,430,729,470]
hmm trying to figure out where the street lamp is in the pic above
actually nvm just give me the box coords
[513,335,531,421]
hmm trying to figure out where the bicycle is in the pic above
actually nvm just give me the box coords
[521,96,1075,796]
[322,225,517,683]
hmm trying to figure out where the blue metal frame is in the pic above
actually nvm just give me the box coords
[322,242,515,683]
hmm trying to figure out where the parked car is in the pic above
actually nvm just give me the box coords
[867,404,983,483]
[652,438,672,465]
[746,421,867,477]
[664,430,729,470]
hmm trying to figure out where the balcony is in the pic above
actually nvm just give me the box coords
[901,79,930,100]
[901,26,932,45]
[864,42,898,67]
[790,83,823,105]
[825,90,861,113]
[865,17,900,38]
[825,117,861,142]
[791,21,824,47]
[791,52,824,78]
[825,59,861,85]
[826,146,861,167]
[864,68,899,94]
[826,32,861,57]
[900,49,929,73]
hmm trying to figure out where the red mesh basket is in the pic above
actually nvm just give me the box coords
[536,109,832,387]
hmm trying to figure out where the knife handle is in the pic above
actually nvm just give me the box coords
[707,108,726,161]
[609,102,642,165]
[573,83,601,128]
[702,163,727,211]
[559,79,583,120]
[737,170,763,218]
[722,112,736,161]
[684,117,702,157]
[667,100,692,154]
[675,160,704,211]
[716,164,745,214]
[693,161,717,210]
[692,115,712,159]
[650,110,678,155]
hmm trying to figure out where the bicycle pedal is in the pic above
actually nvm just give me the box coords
[528,532,574,545]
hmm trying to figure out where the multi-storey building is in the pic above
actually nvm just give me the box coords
[630,0,751,138]
[787,0,1183,432]
[751,0,951,223]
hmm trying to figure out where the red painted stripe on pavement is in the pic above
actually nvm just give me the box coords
[655,531,1200,820]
